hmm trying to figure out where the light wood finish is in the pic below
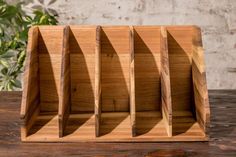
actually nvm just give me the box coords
[69,26,96,112]
[160,26,172,137]
[166,26,193,112]
[21,25,210,142]
[2,90,235,156]
[192,26,210,134]
[95,26,101,137]
[21,26,40,139]
[59,26,70,137]
[38,26,65,112]
[129,26,136,137]
[134,26,161,111]
[101,26,130,112]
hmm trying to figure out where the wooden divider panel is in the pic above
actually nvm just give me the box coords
[192,27,210,134]
[59,26,70,137]
[129,26,136,137]
[160,26,172,137]
[95,26,101,137]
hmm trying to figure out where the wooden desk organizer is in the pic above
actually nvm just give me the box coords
[21,25,210,142]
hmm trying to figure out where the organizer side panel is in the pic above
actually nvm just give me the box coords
[192,27,210,134]
[101,26,130,112]
[38,26,64,112]
[21,26,40,118]
[69,26,96,112]
[134,26,161,111]
[21,27,40,139]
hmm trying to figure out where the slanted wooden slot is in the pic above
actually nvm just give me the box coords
[99,26,132,139]
[166,26,210,140]
[21,25,210,142]
[21,26,65,141]
[133,26,170,138]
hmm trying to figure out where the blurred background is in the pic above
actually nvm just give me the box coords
[1,0,236,90]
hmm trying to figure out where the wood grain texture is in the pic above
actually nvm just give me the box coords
[20,26,40,139]
[134,26,161,111]
[166,26,194,112]
[101,26,130,112]
[1,91,234,156]
[38,26,64,112]
[59,26,70,137]
[160,26,172,137]
[192,26,210,134]
[129,26,136,137]
[95,26,101,137]
[21,25,210,142]
[69,26,96,112]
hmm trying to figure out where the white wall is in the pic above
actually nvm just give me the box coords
[15,0,236,89]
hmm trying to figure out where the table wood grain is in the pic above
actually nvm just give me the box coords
[0,90,235,157]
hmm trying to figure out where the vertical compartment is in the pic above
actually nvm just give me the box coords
[21,26,65,141]
[133,26,169,138]
[99,26,132,138]
[166,26,206,139]
[62,26,97,140]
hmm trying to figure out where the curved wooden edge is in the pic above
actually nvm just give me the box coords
[160,26,172,137]
[192,26,210,135]
[129,26,136,137]
[95,25,101,137]
[59,25,71,137]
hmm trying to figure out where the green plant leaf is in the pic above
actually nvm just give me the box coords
[0,5,17,18]
[0,59,9,67]
[12,78,21,88]
[0,0,58,91]
[1,67,7,75]
[1,49,17,58]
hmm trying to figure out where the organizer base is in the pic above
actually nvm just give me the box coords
[136,111,168,137]
[22,111,207,142]
[172,111,206,139]
[25,113,58,141]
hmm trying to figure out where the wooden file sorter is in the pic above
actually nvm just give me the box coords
[20,25,210,142]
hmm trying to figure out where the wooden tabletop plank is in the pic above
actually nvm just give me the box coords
[0,90,235,156]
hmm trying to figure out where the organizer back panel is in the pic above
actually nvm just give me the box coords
[69,26,96,112]
[167,27,194,112]
[134,26,161,111]
[38,27,64,112]
[101,26,130,112]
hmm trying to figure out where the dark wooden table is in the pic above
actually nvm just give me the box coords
[0,90,235,157]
